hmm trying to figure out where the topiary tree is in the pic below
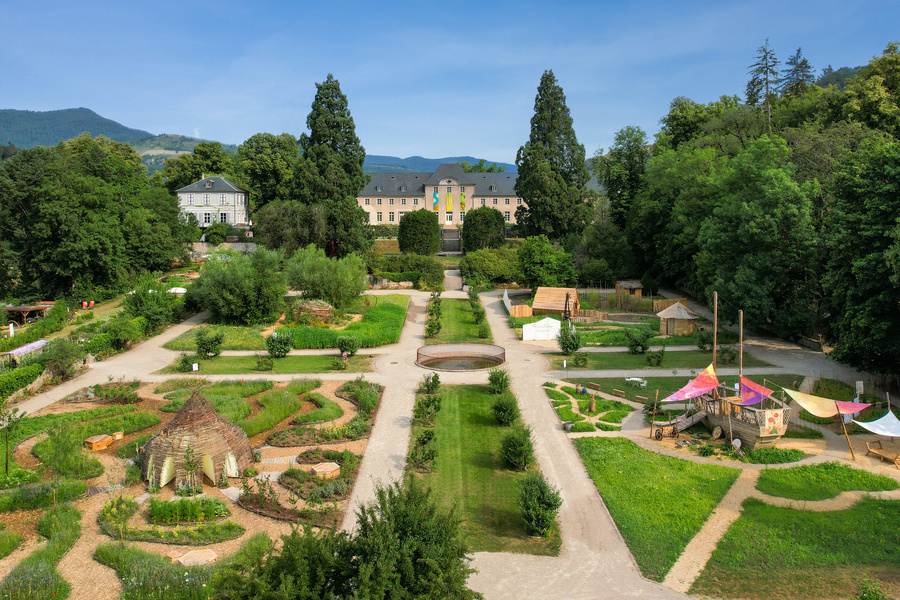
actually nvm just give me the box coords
[461,206,506,252]
[398,209,440,255]
[336,336,360,357]
[196,328,224,358]
[557,322,581,355]
[517,472,562,537]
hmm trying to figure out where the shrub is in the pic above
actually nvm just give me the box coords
[398,209,440,255]
[336,336,361,358]
[421,372,441,394]
[500,425,534,470]
[573,355,587,367]
[624,327,653,354]
[265,333,291,358]
[40,338,85,380]
[409,428,437,471]
[355,388,379,415]
[83,332,113,355]
[488,368,511,394]
[425,315,442,338]
[103,316,142,350]
[196,328,224,358]
[492,393,520,426]
[459,246,518,284]
[122,274,178,331]
[176,354,195,372]
[646,346,665,366]
[478,322,490,339]
[0,364,44,401]
[697,330,714,352]
[518,472,562,537]
[190,248,287,324]
[285,245,367,314]
[557,322,581,355]
[413,394,442,424]
[256,354,274,371]
[717,346,737,366]
[461,205,506,251]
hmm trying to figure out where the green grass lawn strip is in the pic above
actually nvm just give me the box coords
[420,385,560,555]
[554,405,585,422]
[595,423,621,431]
[597,409,631,424]
[549,350,770,371]
[755,461,898,501]
[577,398,632,417]
[690,497,900,599]
[239,379,320,437]
[427,298,492,345]
[0,523,22,559]
[163,324,267,351]
[158,354,372,374]
[573,437,739,581]
[544,389,569,402]
[293,392,343,424]
[160,380,274,423]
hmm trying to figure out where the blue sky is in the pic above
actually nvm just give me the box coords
[3,0,897,163]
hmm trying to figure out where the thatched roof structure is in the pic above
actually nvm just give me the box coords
[656,302,697,320]
[140,392,253,488]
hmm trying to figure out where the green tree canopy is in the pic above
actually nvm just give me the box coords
[294,74,372,257]
[254,200,327,258]
[398,209,440,255]
[237,132,299,211]
[461,206,505,252]
[747,38,780,131]
[160,141,232,194]
[285,244,367,314]
[517,235,575,292]
[594,125,649,229]
[457,159,506,173]
[780,47,815,98]
[514,70,591,240]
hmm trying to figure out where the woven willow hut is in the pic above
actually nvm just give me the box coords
[141,393,253,488]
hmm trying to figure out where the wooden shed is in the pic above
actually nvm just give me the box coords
[656,302,698,336]
[531,287,580,318]
[615,280,644,299]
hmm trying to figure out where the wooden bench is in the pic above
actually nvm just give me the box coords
[866,440,900,469]
[612,389,626,398]
[635,395,648,403]
[588,383,602,392]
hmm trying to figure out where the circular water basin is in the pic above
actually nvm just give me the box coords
[416,343,506,371]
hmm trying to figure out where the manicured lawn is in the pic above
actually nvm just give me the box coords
[419,385,561,555]
[427,298,492,344]
[163,324,267,351]
[573,437,739,581]
[755,461,898,501]
[158,354,372,374]
[691,498,900,599]
[549,350,770,371]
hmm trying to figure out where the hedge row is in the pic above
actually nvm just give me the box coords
[0,364,44,402]
[0,304,68,353]
[278,301,408,349]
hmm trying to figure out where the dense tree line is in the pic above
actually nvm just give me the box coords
[0,134,195,301]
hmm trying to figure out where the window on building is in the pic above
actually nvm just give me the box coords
[401,198,406,205]
[490,184,497,192]
[221,194,227,205]
[389,198,394,205]
[389,212,395,222]
[187,194,194,205]
[517,198,523,205]
[446,212,453,224]
[237,194,243,204]
[493,198,498,205]
[375,184,383,192]
[460,211,466,222]
[413,198,419,206]
[376,212,382,222]
[399,211,406,220]
[504,211,511,222]
[205,180,214,189]
[220,213,228,223]
[481,198,486,205]
[365,198,370,205]
[460,186,465,194]
[376,198,382,205]
[447,186,452,193]
[204,213,211,224]
[433,187,438,193]
[204,194,210,205]
[505,198,510,205]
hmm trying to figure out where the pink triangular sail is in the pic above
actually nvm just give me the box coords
[737,376,772,406]
[662,365,719,403]
[785,389,870,418]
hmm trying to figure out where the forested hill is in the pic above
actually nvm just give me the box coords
[0,108,153,148]
[365,155,516,173]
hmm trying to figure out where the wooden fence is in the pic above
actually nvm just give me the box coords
[652,298,689,312]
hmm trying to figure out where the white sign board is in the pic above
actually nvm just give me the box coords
[523,317,561,341]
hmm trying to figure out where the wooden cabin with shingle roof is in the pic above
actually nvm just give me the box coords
[140,392,253,489]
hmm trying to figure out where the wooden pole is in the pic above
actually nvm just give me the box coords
[713,291,718,371]
[836,400,856,460]
[650,390,659,440]
[739,310,743,379]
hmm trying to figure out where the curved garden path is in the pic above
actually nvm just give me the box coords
[5,278,898,600]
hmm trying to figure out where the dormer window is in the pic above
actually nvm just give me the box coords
[205,180,214,189]
[490,184,498,192]
[400,184,406,192]
[375,184,383,192]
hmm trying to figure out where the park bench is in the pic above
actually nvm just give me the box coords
[865,440,900,469]
[588,383,602,392]
[612,389,626,398]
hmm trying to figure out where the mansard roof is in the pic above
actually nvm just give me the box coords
[424,163,475,185]
[361,165,520,198]
[176,176,249,194]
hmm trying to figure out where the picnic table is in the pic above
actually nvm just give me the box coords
[625,377,647,389]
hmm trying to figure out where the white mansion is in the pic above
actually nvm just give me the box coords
[176,177,250,228]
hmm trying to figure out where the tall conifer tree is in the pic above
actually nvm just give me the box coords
[514,70,591,240]
[295,74,372,257]
[746,38,780,131]
[780,48,815,97]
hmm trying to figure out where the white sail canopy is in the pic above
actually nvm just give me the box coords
[853,410,900,437]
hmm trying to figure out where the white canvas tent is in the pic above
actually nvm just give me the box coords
[523,317,562,341]
[853,410,900,437]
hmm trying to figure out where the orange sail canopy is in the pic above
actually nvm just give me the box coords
[784,389,870,418]
[662,365,719,403]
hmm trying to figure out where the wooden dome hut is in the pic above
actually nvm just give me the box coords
[141,392,252,489]
[656,302,698,336]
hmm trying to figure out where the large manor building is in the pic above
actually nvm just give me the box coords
[356,163,525,228]
[176,176,251,228]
